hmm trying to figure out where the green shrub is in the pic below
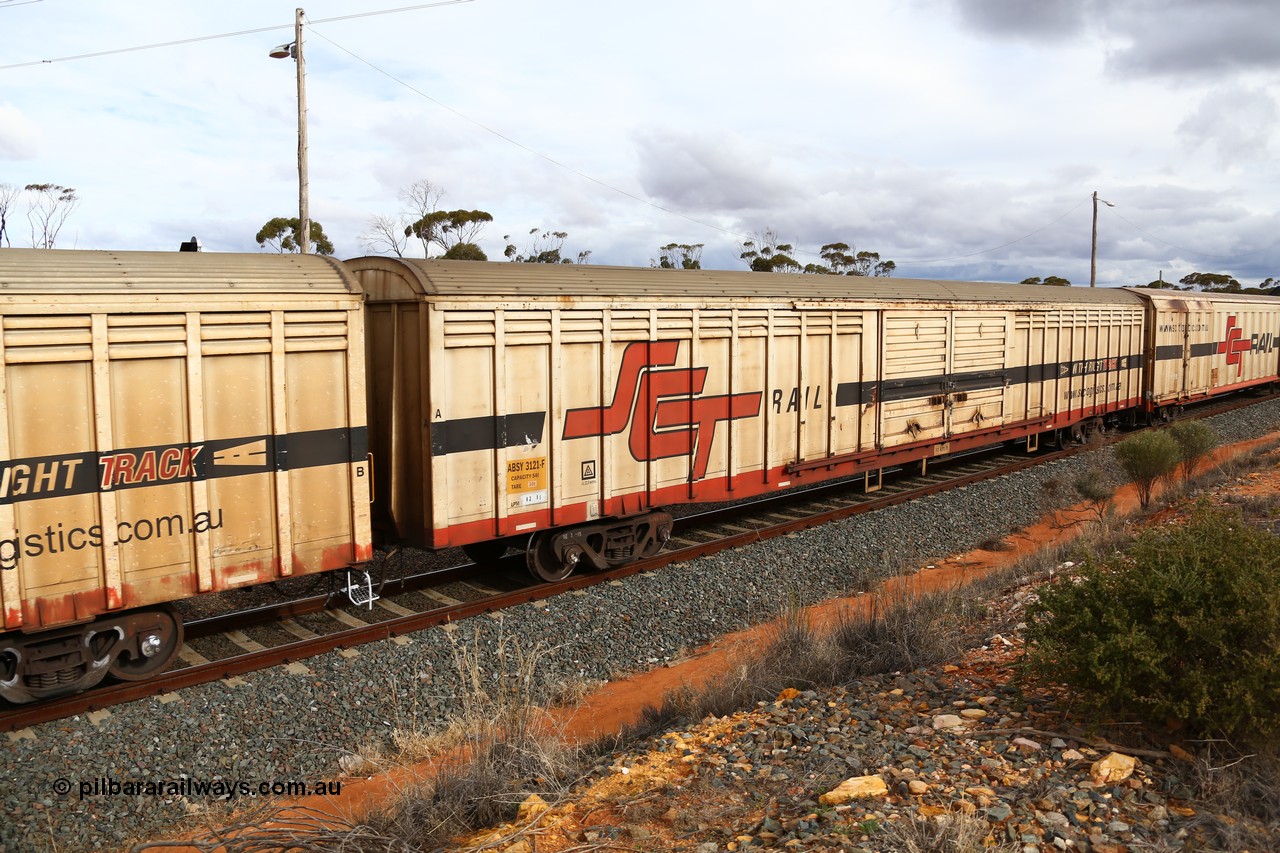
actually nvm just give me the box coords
[1073,465,1116,524]
[1169,420,1219,483]
[1113,429,1180,508]
[1022,504,1280,741]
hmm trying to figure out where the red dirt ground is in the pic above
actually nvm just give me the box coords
[157,431,1280,851]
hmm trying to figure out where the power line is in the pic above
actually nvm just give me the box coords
[897,196,1091,264]
[314,25,1104,267]
[308,26,760,249]
[1102,205,1280,261]
[11,4,1239,272]
[0,1,473,71]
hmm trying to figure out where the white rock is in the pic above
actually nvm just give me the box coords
[1011,736,1042,752]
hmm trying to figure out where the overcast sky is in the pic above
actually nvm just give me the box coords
[2,0,1278,286]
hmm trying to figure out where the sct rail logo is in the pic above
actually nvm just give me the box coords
[1219,315,1278,377]
[563,341,762,482]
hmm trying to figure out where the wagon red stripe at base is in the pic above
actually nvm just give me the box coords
[3,249,1279,703]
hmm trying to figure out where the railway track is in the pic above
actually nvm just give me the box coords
[2,390,1272,733]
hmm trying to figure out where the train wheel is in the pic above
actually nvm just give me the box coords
[462,539,510,564]
[526,532,578,583]
[107,606,183,682]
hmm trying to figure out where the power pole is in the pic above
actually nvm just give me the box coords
[1089,190,1114,288]
[294,8,310,254]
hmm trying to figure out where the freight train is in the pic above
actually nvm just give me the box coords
[0,249,1276,703]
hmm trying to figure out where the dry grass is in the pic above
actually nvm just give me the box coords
[143,436,1280,852]
[622,580,997,747]
[131,804,413,853]
[356,626,594,850]
[1184,742,1280,851]
[147,626,600,853]
[827,584,986,677]
[872,811,1020,852]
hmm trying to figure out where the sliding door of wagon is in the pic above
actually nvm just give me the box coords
[879,310,948,448]
[948,312,1008,438]
[1181,306,1218,396]
[877,309,1009,449]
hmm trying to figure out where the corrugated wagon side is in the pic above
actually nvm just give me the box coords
[349,258,1150,582]
[0,250,372,702]
[1132,289,1280,413]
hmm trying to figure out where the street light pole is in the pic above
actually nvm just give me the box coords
[1089,190,1114,288]
[270,9,309,253]
[293,8,309,254]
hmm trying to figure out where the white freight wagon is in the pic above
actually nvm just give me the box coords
[0,250,372,702]
[348,259,1147,581]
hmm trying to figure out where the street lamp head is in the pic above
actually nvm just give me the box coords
[268,42,296,59]
[1100,199,1115,208]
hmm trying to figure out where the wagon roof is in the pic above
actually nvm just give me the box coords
[349,257,1147,306]
[1124,287,1280,307]
[0,249,360,293]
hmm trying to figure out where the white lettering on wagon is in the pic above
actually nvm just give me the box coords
[212,439,269,467]
[0,458,85,499]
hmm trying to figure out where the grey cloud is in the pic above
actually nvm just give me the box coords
[1178,86,1278,165]
[1102,1,1280,77]
[948,0,1086,42]
[633,129,800,213]
[944,0,1280,77]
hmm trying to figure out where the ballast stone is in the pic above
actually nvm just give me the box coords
[819,775,888,804]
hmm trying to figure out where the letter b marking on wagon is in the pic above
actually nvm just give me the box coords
[562,341,762,482]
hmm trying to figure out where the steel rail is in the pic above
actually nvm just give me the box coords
[0,445,1057,732]
[2,389,1274,732]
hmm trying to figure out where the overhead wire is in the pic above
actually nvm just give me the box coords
[311,23,1110,265]
[0,1,474,70]
[897,197,1091,264]
[1101,205,1280,261]
[306,25,759,248]
[8,5,1269,270]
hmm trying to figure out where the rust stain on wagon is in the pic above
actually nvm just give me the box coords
[23,587,107,631]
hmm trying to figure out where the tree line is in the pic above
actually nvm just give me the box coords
[346,179,898,274]
[6,176,1276,293]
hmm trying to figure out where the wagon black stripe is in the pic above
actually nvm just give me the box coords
[430,411,546,457]
[834,354,1141,407]
[0,426,368,506]
[1155,342,1230,361]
